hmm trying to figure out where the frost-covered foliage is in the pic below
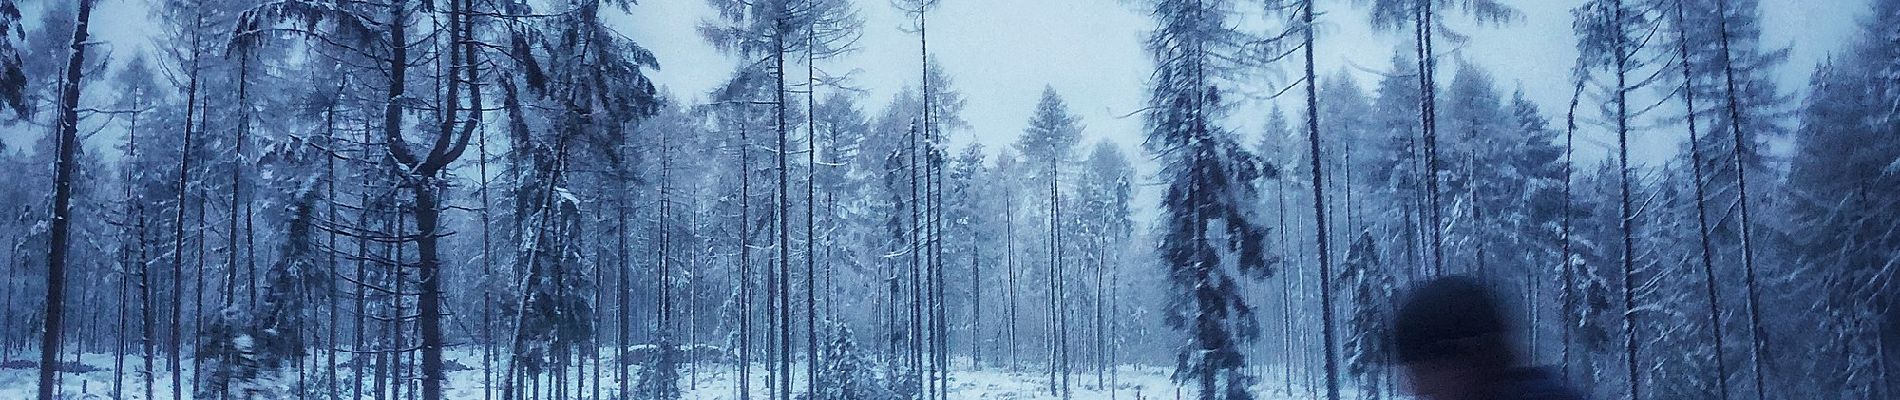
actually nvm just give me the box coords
[197,322,294,398]
[805,325,899,400]
[509,187,596,376]
[1139,0,1282,398]
[1338,232,1393,400]
[632,338,682,400]
[199,187,328,399]
[1779,2,1900,395]
[4,1,1899,400]
[1363,0,1518,33]
[1016,87,1081,186]
[0,0,23,116]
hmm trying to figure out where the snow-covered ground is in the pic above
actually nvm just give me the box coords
[0,347,1345,399]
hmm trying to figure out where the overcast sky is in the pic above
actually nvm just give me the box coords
[620,0,1862,165]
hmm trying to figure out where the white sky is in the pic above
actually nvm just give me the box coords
[622,0,1863,165]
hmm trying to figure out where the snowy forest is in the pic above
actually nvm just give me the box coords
[0,0,1895,399]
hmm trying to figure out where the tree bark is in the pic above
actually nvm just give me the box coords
[1711,1,1769,396]
[774,16,795,400]
[39,1,95,398]
[1611,2,1643,398]
[1558,78,1583,380]
[1415,0,1445,275]
[1672,3,1732,397]
[1304,2,1340,399]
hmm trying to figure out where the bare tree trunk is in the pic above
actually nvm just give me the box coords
[73,277,94,394]
[738,103,755,400]
[391,1,479,397]
[660,94,676,399]
[805,31,822,398]
[972,242,983,371]
[379,3,411,396]
[1048,153,1067,399]
[474,68,498,400]
[1711,2,1769,397]
[1107,257,1122,400]
[907,122,923,393]
[1303,2,1340,399]
[1278,176,1294,396]
[142,208,156,400]
[914,10,946,398]
[227,47,256,307]
[115,245,128,398]
[773,19,795,400]
[4,228,15,365]
[1414,0,1444,275]
[122,80,159,400]
[1005,186,1020,371]
[353,133,372,400]
[690,195,705,389]
[391,208,407,400]
[321,103,341,400]
[168,16,204,399]
[1559,78,1582,380]
[615,202,630,400]
[1671,3,1732,397]
[1093,246,1106,388]
[1611,2,1643,398]
[414,184,448,400]
[933,138,949,400]
[39,1,95,398]
[589,228,602,400]
[113,99,145,399]
[192,184,209,395]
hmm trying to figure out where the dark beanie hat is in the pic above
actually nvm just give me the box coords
[1393,275,1510,364]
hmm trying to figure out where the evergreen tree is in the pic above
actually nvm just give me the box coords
[1339,232,1393,400]
[1501,89,1568,364]
[1360,0,1518,274]
[1364,50,1430,279]
[0,0,21,116]
[1573,0,1670,396]
[1782,2,1900,394]
[36,1,95,398]
[1075,141,1133,388]
[199,186,327,399]
[1139,1,1283,398]
[807,324,898,400]
[1679,2,1790,396]
[944,142,989,369]
[1014,85,1083,397]
[812,91,871,333]
[1317,71,1373,237]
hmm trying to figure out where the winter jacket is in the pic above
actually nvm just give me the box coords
[1487,367,1587,400]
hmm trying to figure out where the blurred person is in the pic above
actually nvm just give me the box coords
[1392,276,1585,400]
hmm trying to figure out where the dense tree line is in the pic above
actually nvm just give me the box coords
[0,0,1895,399]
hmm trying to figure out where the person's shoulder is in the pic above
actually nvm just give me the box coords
[1501,367,1588,400]
[1512,388,1586,400]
